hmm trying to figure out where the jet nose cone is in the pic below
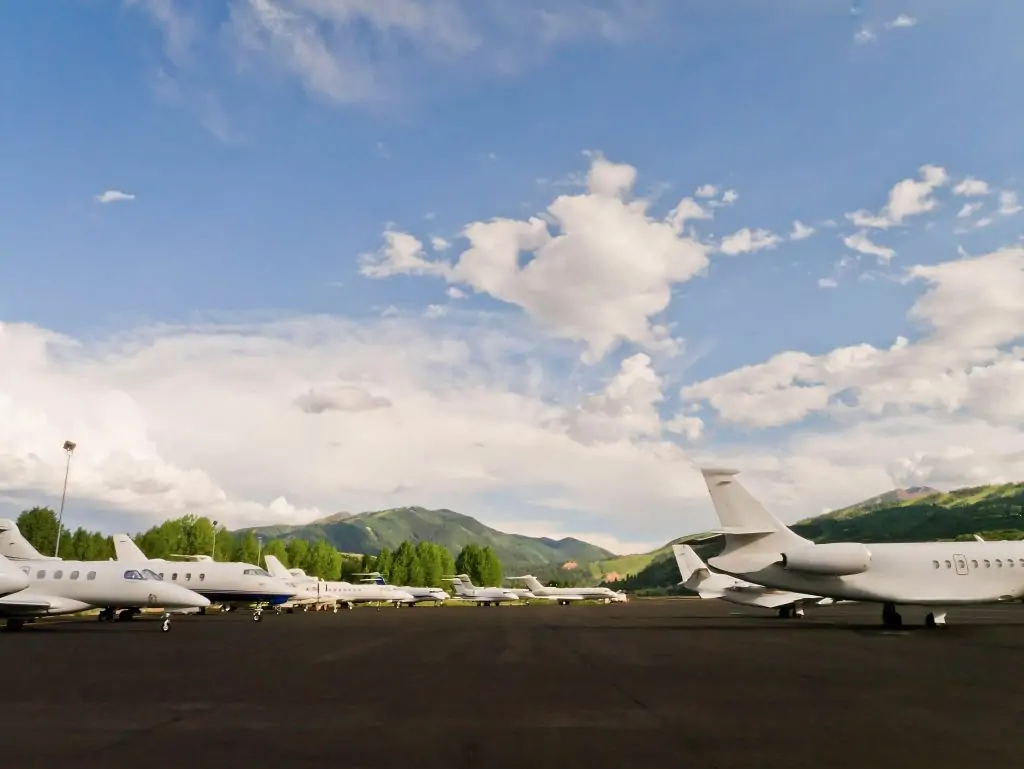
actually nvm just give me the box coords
[161,584,210,608]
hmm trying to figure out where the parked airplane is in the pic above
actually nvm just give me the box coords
[263,555,338,611]
[507,575,627,605]
[262,557,416,610]
[355,572,449,606]
[112,534,296,621]
[0,520,209,632]
[699,467,1024,628]
[444,575,521,605]
[672,544,824,617]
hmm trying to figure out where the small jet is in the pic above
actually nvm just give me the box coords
[0,520,209,632]
[698,467,1024,628]
[111,534,296,621]
[443,574,521,605]
[506,574,628,605]
[263,557,415,610]
[354,572,449,607]
[672,544,824,618]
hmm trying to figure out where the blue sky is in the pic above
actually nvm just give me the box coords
[1,1,1023,554]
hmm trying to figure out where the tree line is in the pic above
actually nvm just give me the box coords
[10,507,507,589]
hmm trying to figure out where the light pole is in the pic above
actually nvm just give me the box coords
[257,536,264,569]
[54,440,77,558]
[211,520,219,560]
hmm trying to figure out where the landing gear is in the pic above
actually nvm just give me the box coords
[925,611,947,628]
[333,604,339,613]
[98,607,116,622]
[882,602,903,629]
[252,603,264,622]
[3,618,25,632]
[160,613,171,632]
[794,606,805,618]
[778,606,793,618]
[116,609,138,621]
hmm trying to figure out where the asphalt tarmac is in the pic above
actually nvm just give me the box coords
[4,599,1024,769]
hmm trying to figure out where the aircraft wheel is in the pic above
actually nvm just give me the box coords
[881,602,902,629]
[161,618,171,632]
[333,605,339,613]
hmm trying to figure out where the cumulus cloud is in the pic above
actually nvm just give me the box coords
[789,220,815,241]
[430,236,451,252]
[694,184,718,198]
[884,14,917,29]
[845,164,948,229]
[854,26,876,44]
[954,177,991,197]
[957,202,983,219]
[999,191,1022,216]
[680,245,1024,431]
[360,152,712,363]
[843,230,896,264]
[818,278,838,289]
[95,190,136,204]
[295,385,392,414]
[718,228,782,256]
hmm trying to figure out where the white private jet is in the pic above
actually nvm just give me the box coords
[507,574,628,605]
[112,534,296,622]
[699,467,1024,629]
[0,521,209,632]
[443,574,521,605]
[354,572,449,606]
[672,543,825,618]
[263,556,415,610]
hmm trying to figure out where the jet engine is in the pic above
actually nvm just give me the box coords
[779,543,871,576]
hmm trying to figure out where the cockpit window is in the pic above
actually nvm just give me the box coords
[123,569,145,580]
[142,569,163,580]
[243,568,271,577]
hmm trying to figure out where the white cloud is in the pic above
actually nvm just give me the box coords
[0,316,717,534]
[884,14,917,29]
[127,0,198,66]
[845,164,948,229]
[680,245,1024,430]
[999,191,1022,216]
[954,177,991,197]
[225,0,661,105]
[843,230,896,264]
[818,278,838,289]
[430,236,451,252]
[424,304,448,319]
[95,190,136,204]
[789,220,815,241]
[854,26,876,44]
[361,152,712,363]
[975,217,994,230]
[694,184,718,198]
[957,202,983,219]
[721,189,738,205]
[446,286,466,300]
[718,228,782,256]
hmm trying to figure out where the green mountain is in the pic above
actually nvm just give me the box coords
[236,506,616,572]
[613,481,1024,592]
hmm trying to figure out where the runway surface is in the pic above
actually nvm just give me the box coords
[4,599,1024,769]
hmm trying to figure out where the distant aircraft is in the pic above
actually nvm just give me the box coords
[111,534,296,622]
[672,544,824,618]
[443,575,521,605]
[0,520,209,632]
[355,572,449,606]
[263,556,415,610]
[699,467,1024,628]
[506,575,627,605]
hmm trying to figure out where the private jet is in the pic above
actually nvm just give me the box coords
[112,534,296,621]
[262,557,415,610]
[355,572,449,606]
[443,575,521,605]
[699,467,1024,629]
[672,543,825,618]
[0,520,209,632]
[507,574,627,605]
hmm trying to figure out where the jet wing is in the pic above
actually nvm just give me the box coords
[0,592,57,615]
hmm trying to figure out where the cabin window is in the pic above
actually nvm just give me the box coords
[123,570,145,581]
[70,571,79,580]
[159,573,165,580]
[1010,560,1015,568]
[944,560,952,569]
[36,570,46,579]
[932,560,940,568]
[185,573,192,581]
[1019,559,1024,567]
[172,573,178,581]
[199,573,205,581]
[54,570,63,579]
[87,571,96,580]
[985,560,991,568]
[996,559,1003,567]
[972,560,979,568]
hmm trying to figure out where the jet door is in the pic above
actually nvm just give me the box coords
[953,554,969,575]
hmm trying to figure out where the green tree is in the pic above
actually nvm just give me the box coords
[416,541,443,587]
[286,538,310,572]
[479,545,503,587]
[234,531,260,565]
[16,506,64,557]
[375,547,393,582]
[307,539,342,580]
[455,543,484,585]
[262,538,290,569]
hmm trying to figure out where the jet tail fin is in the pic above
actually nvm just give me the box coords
[672,544,710,584]
[699,468,810,567]
[264,554,290,579]
[112,534,150,563]
[0,519,54,560]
